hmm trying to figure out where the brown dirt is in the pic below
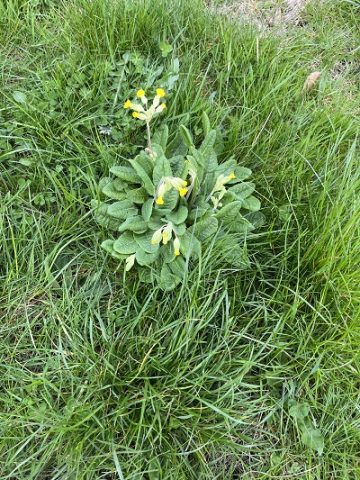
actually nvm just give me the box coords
[208,0,312,30]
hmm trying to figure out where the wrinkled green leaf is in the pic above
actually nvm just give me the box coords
[152,145,172,185]
[141,198,153,222]
[119,216,147,233]
[242,195,261,212]
[159,262,181,291]
[134,231,159,254]
[113,232,138,255]
[166,205,188,224]
[102,179,127,200]
[110,165,141,183]
[229,182,255,199]
[107,200,137,219]
[191,215,218,241]
[131,158,155,195]
[127,187,148,204]
[135,248,159,266]
[215,201,242,222]
[168,255,187,279]
[179,125,194,148]
[234,166,252,181]
[153,124,169,150]
[101,239,127,260]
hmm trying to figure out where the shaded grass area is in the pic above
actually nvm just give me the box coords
[0,0,359,478]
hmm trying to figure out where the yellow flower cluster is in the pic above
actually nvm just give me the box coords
[151,223,181,257]
[210,171,236,209]
[155,176,188,206]
[123,88,167,122]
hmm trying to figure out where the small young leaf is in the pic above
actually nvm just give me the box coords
[301,427,324,455]
[130,152,153,176]
[201,111,211,137]
[179,125,194,148]
[245,211,265,228]
[138,267,155,284]
[159,40,173,58]
[92,202,121,230]
[289,402,310,421]
[169,155,186,177]
[13,91,27,104]
[226,244,250,269]
[125,254,136,271]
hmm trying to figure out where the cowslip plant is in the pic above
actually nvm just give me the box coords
[92,89,263,290]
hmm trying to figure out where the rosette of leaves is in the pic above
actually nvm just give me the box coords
[92,114,263,290]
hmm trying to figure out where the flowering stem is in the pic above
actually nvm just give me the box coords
[146,121,152,153]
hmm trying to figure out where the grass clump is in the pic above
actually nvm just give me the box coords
[0,0,359,478]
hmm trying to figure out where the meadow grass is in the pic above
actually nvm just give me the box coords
[0,0,359,478]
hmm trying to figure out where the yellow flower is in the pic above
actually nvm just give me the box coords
[173,237,181,256]
[132,112,140,118]
[123,99,132,109]
[136,89,145,98]
[178,187,188,197]
[162,224,172,245]
[228,172,236,180]
[155,196,164,205]
[151,228,163,245]
[156,88,166,98]
[125,254,136,271]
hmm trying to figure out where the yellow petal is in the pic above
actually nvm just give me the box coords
[174,249,180,256]
[136,89,145,98]
[123,100,132,109]
[156,88,166,98]
[132,112,140,118]
[228,172,236,180]
[178,187,188,197]
[155,196,164,205]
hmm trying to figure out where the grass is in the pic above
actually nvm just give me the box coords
[0,0,359,478]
